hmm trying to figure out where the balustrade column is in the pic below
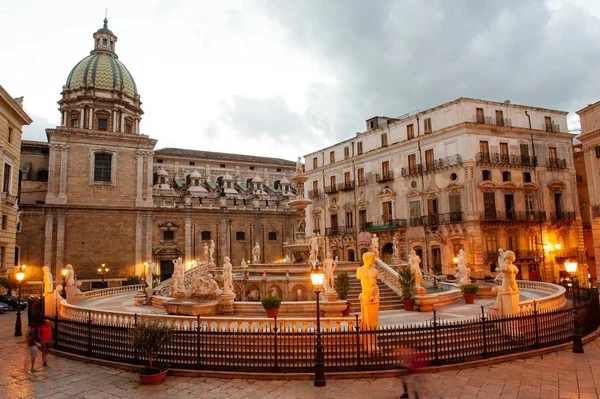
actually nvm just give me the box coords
[88,107,93,129]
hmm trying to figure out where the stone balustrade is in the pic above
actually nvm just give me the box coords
[82,284,145,301]
[516,280,567,314]
[374,258,402,296]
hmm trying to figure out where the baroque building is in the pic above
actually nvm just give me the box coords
[304,97,584,282]
[17,20,296,289]
[0,86,32,277]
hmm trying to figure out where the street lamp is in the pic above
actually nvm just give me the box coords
[61,266,68,298]
[310,266,325,387]
[14,264,26,337]
[97,263,109,284]
[565,260,584,354]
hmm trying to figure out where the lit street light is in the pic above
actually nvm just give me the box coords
[97,263,109,284]
[14,265,26,337]
[61,266,68,298]
[310,266,325,387]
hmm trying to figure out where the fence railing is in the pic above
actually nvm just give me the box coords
[82,285,145,301]
[52,290,599,372]
[476,153,537,168]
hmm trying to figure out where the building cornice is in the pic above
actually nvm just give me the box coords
[0,85,33,125]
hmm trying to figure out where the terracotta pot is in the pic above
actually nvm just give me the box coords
[464,293,476,304]
[266,308,279,318]
[138,370,167,385]
[403,299,415,311]
[342,301,351,316]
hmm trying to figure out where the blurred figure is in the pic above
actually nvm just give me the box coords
[39,319,53,366]
[24,324,41,372]
[397,347,429,398]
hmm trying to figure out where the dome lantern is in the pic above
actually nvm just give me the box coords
[92,18,118,56]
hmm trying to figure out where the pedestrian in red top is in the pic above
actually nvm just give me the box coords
[38,319,52,366]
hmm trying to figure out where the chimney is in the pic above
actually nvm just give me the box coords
[503,100,511,105]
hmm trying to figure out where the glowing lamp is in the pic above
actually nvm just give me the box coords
[310,268,325,288]
[564,261,578,274]
[453,257,459,264]
[61,267,68,277]
[555,243,562,250]
[16,271,25,282]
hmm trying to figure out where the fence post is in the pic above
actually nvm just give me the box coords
[133,313,138,365]
[432,310,440,366]
[354,314,361,369]
[480,306,488,359]
[533,301,540,349]
[87,310,92,357]
[196,315,201,369]
[273,316,279,371]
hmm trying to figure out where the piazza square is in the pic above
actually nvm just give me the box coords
[1,2,600,398]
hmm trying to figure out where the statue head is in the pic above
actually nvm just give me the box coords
[224,256,230,263]
[327,253,332,259]
[372,234,377,238]
[504,250,516,263]
[42,266,50,274]
[362,251,376,266]
[410,249,416,256]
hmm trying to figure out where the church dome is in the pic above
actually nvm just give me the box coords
[65,53,138,98]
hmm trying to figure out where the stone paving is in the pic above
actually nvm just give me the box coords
[1,312,599,398]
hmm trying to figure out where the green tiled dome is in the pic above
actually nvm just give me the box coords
[65,52,138,98]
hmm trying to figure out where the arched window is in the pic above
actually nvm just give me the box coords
[36,169,48,182]
[268,231,277,241]
[236,231,246,241]
[201,231,211,240]
[482,170,491,181]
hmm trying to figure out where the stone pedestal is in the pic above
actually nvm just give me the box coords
[324,291,339,302]
[44,291,57,317]
[221,293,235,315]
[416,287,426,296]
[133,290,147,306]
[489,290,520,318]
[163,299,218,316]
[65,286,75,304]
[320,300,348,317]
[145,288,154,303]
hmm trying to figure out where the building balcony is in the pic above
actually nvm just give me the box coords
[480,211,547,222]
[401,164,423,178]
[476,152,537,168]
[592,205,600,218]
[338,225,354,235]
[325,227,339,236]
[338,181,355,191]
[547,158,567,169]
[307,189,322,199]
[550,211,576,221]
[365,219,407,232]
[1,192,17,206]
[324,185,338,194]
[375,171,394,182]
[544,123,561,133]
[409,217,423,227]
[472,115,513,127]
[554,248,578,259]
[422,212,464,226]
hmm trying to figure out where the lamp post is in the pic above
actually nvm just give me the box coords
[61,266,68,298]
[14,265,26,337]
[565,260,584,353]
[310,266,326,387]
[97,263,109,285]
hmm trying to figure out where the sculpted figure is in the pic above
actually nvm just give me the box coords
[356,252,380,330]
[203,243,209,262]
[172,257,184,293]
[296,156,303,177]
[495,249,505,284]
[501,250,519,293]
[248,289,260,301]
[284,255,291,263]
[42,266,53,294]
[65,264,75,287]
[241,258,247,269]
[323,253,337,293]
[455,249,471,285]
[252,242,261,263]
[309,233,319,261]
[270,286,279,297]
[223,256,233,295]
[146,261,156,288]
[409,250,423,290]
[209,240,215,264]
[370,234,380,257]
[392,236,400,259]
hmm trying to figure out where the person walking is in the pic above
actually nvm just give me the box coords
[39,319,52,366]
[24,324,41,372]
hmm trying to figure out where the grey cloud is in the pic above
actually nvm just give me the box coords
[22,114,54,142]
[261,0,600,140]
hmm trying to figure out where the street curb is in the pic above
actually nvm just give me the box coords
[51,327,600,380]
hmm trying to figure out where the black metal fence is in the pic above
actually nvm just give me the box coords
[52,291,599,373]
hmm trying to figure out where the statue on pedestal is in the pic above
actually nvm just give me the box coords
[309,233,320,262]
[43,266,53,294]
[209,240,215,264]
[323,253,337,294]
[501,251,519,293]
[252,242,261,263]
[65,264,75,287]
[490,250,520,317]
[241,258,247,269]
[203,243,209,263]
[495,249,505,284]
[296,156,303,177]
[223,256,233,295]
[146,261,156,289]
[356,252,380,330]
[172,257,185,294]
[391,236,400,264]
[409,250,423,291]
[455,249,471,285]
[370,234,380,258]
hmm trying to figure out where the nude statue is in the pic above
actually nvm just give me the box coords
[65,264,75,287]
[409,250,423,290]
[323,253,337,293]
[309,233,319,261]
[209,240,215,264]
[203,243,209,262]
[172,257,184,293]
[356,252,380,330]
[501,250,519,293]
[495,249,505,284]
[146,261,156,289]
[370,234,380,257]
[223,256,233,295]
[455,249,470,285]
[42,266,53,294]
[252,242,261,263]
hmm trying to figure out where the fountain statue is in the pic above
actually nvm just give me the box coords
[454,249,471,286]
[409,250,425,295]
[357,251,380,340]
[370,234,380,258]
[490,250,520,317]
[323,253,337,297]
[391,236,401,265]
[495,249,505,284]
[252,243,261,263]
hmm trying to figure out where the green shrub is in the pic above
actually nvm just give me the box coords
[130,320,173,372]
[261,296,282,309]
[0,276,14,296]
[335,272,350,300]
[470,276,477,283]
[460,284,479,294]
[398,266,416,300]
[124,275,143,286]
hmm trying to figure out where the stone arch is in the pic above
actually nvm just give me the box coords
[291,283,308,301]
[267,284,282,298]
[382,242,393,264]
[246,283,261,301]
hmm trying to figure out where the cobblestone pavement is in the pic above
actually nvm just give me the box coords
[1,313,599,398]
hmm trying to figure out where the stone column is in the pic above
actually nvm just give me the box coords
[145,214,153,262]
[135,118,140,134]
[121,112,126,133]
[88,107,93,129]
[56,211,65,269]
[135,151,144,206]
[112,110,118,132]
[57,145,68,204]
[135,212,143,276]
[146,151,154,204]
[185,216,192,265]
[43,213,54,271]
[79,107,85,128]
[46,144,58,204]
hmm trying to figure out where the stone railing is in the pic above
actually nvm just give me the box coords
[153,262,211,296]
[374,258,402,296]
[82,285,145,301]
[516,280,567,314]
[57,299,354,332]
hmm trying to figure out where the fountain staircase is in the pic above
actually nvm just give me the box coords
[346,278,404,313]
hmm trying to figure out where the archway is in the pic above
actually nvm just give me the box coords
[347,249,355,262]
[382,243,393,264]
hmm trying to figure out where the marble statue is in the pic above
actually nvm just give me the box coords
[146,261,156,288]
[172,257,184,294]
[334,256,339,263]
[356,252,380,330]
[65,264,75,287]
[501,250,519,293]
[209,240,215,264]
[283,255,291,263]
[323,253,337,293]
[297,288,303,301]
[269,286,279,297]
[309,233,319,261]
[203,243,209,262]
[252,243,261,263]
[248,289,260,301]
[409,250,423,290]
[370,234,380,257]
[296,156,303,177]
[495,249,505,284]
[392,236,400,262]
[455,249,471,286]
[42,266,53,294]
[241,258,247,269]
[190,272,222,299]
[223,256,233,295]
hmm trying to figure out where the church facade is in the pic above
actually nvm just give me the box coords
[17,20,297,289]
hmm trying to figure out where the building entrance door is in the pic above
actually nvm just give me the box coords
[160,260,174,282]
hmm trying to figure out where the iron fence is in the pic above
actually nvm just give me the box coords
[51,291,599,373]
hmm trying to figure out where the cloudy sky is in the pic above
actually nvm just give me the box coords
[2,0,599,161]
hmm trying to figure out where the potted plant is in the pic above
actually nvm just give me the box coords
[470,276,477,284]
[335,272,351,315]
[261,296,282,318]
[461,284,479,304]
[130,319,173,384]
[398,266,416,311]
[484,275,493,282]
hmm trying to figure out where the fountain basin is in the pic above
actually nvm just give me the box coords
[164,299,219,316]
[288,199,313,209]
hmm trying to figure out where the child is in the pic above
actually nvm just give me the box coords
[24,324,41,372]
[38,320,52,366]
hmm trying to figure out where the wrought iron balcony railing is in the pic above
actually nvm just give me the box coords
[480,211,547,222]
[476,152,538,167]
[307,189,322,199]
[472,116,513,127]
[324,185,339,194]
[401,164,422,178]
[365,219,407,231]
[421,212,464,226]
[409,217,423,227]
[375,171,394,182]
[325,227,339,236]
[338,181,355,191]
[547,158,567,169]
[550,211,576,221]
